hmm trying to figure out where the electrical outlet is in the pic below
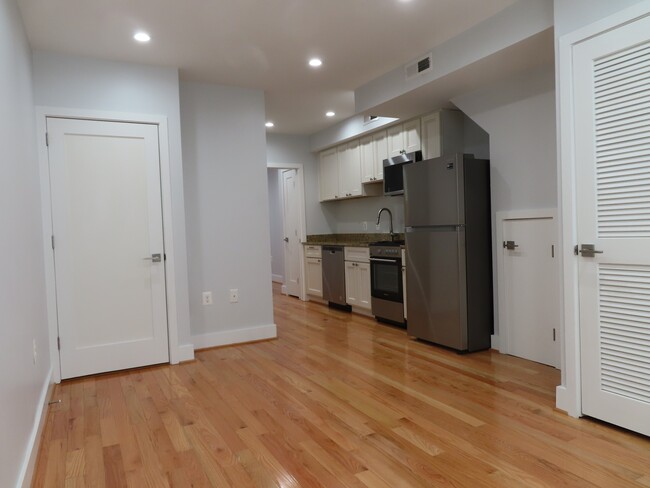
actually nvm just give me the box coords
[229,288,239,303]
[32,339,37,365]
[361,221,368,231]
[202,291,213,305]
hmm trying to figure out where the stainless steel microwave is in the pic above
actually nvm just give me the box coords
[383,151,422,196]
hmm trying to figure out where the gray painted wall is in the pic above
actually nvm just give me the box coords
[266,133,332,235]
[267,169,285,280]
[0,2,50,486]
[31,50,192,346]
[452,65,557,336]
[181,81,274,337]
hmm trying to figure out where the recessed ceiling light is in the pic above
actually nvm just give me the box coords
[265,121,274,128]
[309,58,323,68]
[134,32,151,43]
[326,111,335,117]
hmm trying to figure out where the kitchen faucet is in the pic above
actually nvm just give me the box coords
[376,207,396,241]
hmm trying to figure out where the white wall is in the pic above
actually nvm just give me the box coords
[267,169,285,280]
[0,2,51,486]
[181,81,275,346]
[324,196,406,234]
[30,50,192,348]
[554,0,647,37]
[355,0,553,115]
[266,133,331,235]
[452,66,557,337]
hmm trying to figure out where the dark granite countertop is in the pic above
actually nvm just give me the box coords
[304,233,405,248]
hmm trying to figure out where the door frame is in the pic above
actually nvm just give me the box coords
[557,0,650,417]
[267,162,308,301]
[495,208,558,360]
[35,107,182,383]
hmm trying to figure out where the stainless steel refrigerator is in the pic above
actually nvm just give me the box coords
[404,153,493,352]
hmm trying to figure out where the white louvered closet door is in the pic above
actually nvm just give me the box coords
[574,13,650,436]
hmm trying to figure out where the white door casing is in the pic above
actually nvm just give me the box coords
[499,213,560,368]
[47,118,169,379]
[268,162,307,301]
[573,13,650,435]
[282,169,301,298]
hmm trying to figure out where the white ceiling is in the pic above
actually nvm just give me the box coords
[19,0,519,135]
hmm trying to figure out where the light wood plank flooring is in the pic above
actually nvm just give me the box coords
[33,283,650,487]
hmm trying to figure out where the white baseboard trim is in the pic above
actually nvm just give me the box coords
[192,324,277,350]
[490,334,500,351]
[272,274,284,284]
[18,366,54,488]
[177,343,195,362]
[555,385,571,415]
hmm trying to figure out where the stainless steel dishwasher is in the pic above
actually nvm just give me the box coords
[321,245,350,311]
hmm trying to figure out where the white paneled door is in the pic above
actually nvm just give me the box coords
[47,118,169,379]
[574,14,650,435]
[282,169,301,297]
[502,217,560,368]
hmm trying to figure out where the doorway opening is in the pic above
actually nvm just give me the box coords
[267,163,308,301]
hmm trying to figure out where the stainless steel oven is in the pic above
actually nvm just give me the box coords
[369,243,405,326]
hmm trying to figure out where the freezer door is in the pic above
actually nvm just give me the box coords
[405,228,467,350]
[404,154,464,227]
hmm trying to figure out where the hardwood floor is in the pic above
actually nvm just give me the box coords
[33,283,650,487]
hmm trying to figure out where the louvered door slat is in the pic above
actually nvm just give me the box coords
[598,264,650,404]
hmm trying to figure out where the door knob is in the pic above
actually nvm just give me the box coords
[503,240,519,250]
[143,253,162,263]
[576,244,603,257]
[284,237,289,242]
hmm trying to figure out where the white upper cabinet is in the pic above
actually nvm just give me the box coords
[360,135,374,183]
[403,119,421,154]
[360,131,386,183]
[387,124,404,158]
[372,131,387,181]
[387,119,421,157]
[422,110,464,160]
[319,147,339,201]
[339,140,362,198]
[318,110,462,202]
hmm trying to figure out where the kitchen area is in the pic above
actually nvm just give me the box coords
[269,108,495,353]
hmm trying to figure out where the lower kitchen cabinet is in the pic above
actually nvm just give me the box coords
[345,261,371,310]
[345,247,371,310]
[305,246,323,297]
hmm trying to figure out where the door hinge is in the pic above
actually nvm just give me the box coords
[57,337,61,350]
[553,328,556,342]
[45,132,49,147]
[51,235,55,250]
[551,245,555,258]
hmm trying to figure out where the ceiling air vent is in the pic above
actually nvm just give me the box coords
[405,53,432,80]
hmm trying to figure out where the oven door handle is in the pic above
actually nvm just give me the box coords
[370,258,400,263]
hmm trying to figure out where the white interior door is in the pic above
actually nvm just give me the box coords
[47,118,169,379]
[502,217,560,368]
[574,14,650,436]
[282,169,301,297]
